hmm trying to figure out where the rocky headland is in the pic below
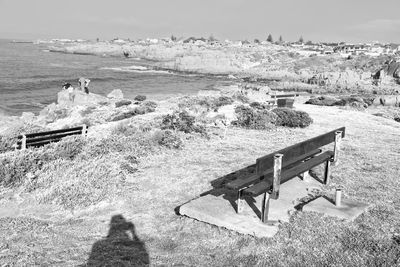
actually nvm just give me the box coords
[48,40,400,94]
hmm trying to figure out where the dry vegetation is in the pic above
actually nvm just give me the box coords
[0,97,399,266]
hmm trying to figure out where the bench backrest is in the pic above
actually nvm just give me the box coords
[256,127,345,175]
[17,125,87,149]
[272,93,299,99]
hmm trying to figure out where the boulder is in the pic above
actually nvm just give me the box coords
[107,89,124,99]
[115,99,132,108]
[57,90,110,107]
[21,112,35,122]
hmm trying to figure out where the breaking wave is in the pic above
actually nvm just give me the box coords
[101,65,172,75]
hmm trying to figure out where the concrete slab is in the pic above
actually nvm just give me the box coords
[179,176,322,237]
[303,196,370,221]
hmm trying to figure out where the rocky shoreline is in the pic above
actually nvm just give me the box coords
[48,40,400,95]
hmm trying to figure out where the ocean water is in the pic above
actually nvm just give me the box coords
[0,39,230,116]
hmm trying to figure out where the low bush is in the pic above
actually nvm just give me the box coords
[232,105,277,130]
[142,101,158,110]
[80,133,157,160]
[178,96,234,112]
[161,111,206,134]
[50,135,87,160]
[0,124,47,153]
[152,130,183,149]
[232,92,250,103]
[250,102,271,110]
[214,96,234,109]
[272,108,313,128]
[112,121,139,136]
[134,95,147,101]
[0,135,87,187]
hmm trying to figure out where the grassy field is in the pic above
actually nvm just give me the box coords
[0,102,399,266]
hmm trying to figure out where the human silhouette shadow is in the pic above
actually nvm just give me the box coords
[85,215,149,266]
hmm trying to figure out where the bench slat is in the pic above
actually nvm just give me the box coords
[18,126,84,139]
[26,138,63,148]
[26,130,82,144]
[244,151,334,196]
[256,127,345,175]
[272,94,299,98]
[225,148,322,191]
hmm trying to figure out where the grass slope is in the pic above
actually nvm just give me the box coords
[0,103,399,266]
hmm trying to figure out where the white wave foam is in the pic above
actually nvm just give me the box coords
[101,65,172,74]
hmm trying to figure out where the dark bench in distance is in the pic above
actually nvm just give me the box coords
[267,92,300,108]
[16,125,88,150]
[224,127,345,223]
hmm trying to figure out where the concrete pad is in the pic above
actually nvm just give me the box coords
[303,196,370,221]
[179,176,322,237]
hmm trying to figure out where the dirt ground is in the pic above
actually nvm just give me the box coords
[0,103,399,266]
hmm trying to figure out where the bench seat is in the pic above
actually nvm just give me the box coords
[243,150,334,197]
[225,148,322,191]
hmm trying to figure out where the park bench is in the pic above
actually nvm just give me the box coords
[267,92,300,108]
[224,126,345,223]
[16,125,88,150]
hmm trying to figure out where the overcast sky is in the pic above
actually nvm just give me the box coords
[1,0,400,43]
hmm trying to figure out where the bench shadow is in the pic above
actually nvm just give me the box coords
[196,163,257,213]
[83,214,149,266]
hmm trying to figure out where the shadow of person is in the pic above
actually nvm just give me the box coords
[85,215,149,266]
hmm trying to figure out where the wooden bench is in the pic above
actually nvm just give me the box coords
[16,125,88,150]
[223,127,345,223]
[267,92,300,108]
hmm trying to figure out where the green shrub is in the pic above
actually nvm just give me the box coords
[250,102,271,110]
[161,111,206,134]
[272,108,313,128]
[232,92,250,103]
[0,150,41,187]
[152,130,183,149]
[0,135,87,187]
[214,96,234,108]
[232,105,277,130]
[112,122,139,136]
[142,101,158,109]
[49,135,87,160]
[134,95,147,101]
[80,133,157,160]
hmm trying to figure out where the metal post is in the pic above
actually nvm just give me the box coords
[21,134,27,150]
[271,154,283,200]
[301,171,311,182]
[324,160,331,185]
[335,188,342,207]
[82,124,87,137]
[237,189,244,213]
[261,192,270,223]
[333,131,342,166]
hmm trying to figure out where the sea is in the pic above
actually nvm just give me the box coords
[0,39,231,116]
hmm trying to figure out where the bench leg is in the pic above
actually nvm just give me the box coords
[271,154,283,200]
[332,131,342,166]
[324,160,331,185]
[237,189,244,213]
[301,170,311,182]
[261,192,270,223]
